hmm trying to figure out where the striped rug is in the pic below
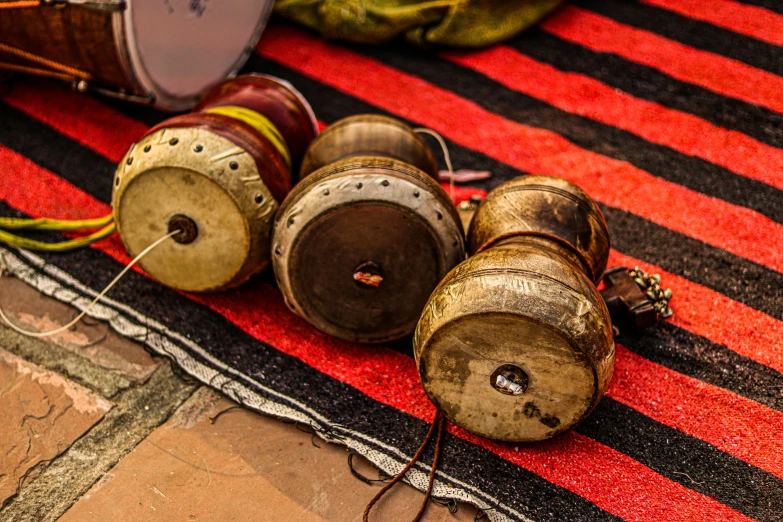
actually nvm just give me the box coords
[1,1,782,520]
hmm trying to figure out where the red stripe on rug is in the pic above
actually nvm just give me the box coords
[609,345,783,479]
[541,6,783,115]
[447,45,783,192]
[256,26,783,274]
[0,146,753,522]
[642,0,783,47]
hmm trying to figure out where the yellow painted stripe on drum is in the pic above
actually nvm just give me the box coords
[205,106,292,170]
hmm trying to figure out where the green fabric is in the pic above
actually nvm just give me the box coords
[273,0,563,47]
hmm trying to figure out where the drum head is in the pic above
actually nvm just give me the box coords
[116,166,252,292]
[125,0,274,110]
[419,312,597,442]
[287,201,447,343]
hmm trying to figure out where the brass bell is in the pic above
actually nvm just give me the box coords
[272,115,466,343]
[112,74,318,292]
[414,175,614,442]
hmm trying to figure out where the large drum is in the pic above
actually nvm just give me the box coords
[0,0,274,110]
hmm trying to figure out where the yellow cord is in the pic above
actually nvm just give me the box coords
[0,214,116,252]
[0,223,116,252]
[0,214,113,231]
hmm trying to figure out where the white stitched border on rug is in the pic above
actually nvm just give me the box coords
[0,246,523,522]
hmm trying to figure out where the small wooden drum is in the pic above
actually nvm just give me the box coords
[112,74,318,292]
[272,115,466,343]
[0,0,274,110]
[415,176,614,442]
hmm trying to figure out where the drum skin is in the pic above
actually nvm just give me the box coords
[0,6,135,91]
[414,176,615,442]
[112,76,317,292]
[272,115,465,343]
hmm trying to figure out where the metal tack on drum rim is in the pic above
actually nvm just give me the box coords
[272,114,466,344]
[414,175,615,443]
[0,0,275,110]
[112,74,319,293]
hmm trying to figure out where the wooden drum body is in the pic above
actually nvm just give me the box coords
[0,0,274,110]
[415,176,614,442]
[272,115,466,343]
[112,75,318,292]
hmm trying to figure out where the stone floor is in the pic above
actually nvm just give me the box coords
[0,275,476,522]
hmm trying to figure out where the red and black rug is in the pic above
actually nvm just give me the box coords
[1,1,782,520]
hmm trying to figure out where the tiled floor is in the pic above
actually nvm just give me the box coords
[0,275,475,522]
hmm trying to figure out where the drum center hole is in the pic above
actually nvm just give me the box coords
[353,262,383,288]
[491,364,529,396]
[168,215,198,244]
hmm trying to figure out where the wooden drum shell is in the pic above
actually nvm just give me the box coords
[272,115,465,343]
[299,114,439,180]
[415,175,614,442]
[0,6,135,91]
[112,76,316,292]
[469,175,610,283]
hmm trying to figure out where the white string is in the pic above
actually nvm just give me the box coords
[414,128,455,202]
[0,230,177,338]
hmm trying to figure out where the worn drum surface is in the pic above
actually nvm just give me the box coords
[415,176,614,442]
[273,115,465,343]
[0,0,274,110]
[112,75,318,292]
[469,175,610,283]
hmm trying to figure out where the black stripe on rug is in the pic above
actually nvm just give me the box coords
[601,203,783,321]
[620,321,783,413]
[575,0,783,77]
[577,399,782,522]
[733,0,783,15]
[509,28,783,151]
[349,42,783,224]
